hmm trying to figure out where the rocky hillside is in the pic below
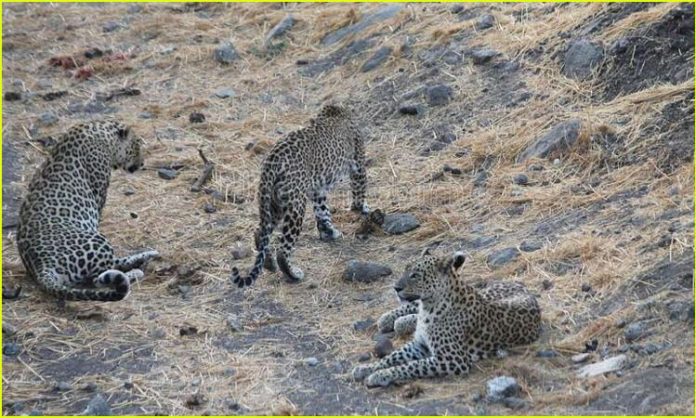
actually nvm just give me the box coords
[2,2,694,415]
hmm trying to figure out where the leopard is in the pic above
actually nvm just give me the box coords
[17,120,159,302]
[231,104,369,288]
[353,249,541,387]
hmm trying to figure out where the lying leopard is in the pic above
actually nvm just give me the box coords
[17,120,158,301]
[353,249,541,387]
[232,104,369,287]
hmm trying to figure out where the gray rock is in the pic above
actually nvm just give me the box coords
[563,38,604,79]
[357,352,371,362]
[214,42,238,64]
[102,21,121,33]
[148,327,166,339]
[383,213,420,234]
[487,247,520,267]
[536,349,558,358]
[471,48,499,65]
[398,104,421,115]
[39,112,58,126]
[577,354,626,378]
[343,260,392,283]
[53,382,72,392]
[572,353,591,363]
[157,168,178,180]
[667,301,695,323]
[374,336,394,358]
[300,39,374,77]
[203,203,216,214]
[520,240,542,252]
[139,112,154,119]
[225,315,243,332]
[3,342,20,356]
[486,376,520,399]
[265,15,295,45]
[353,319,375,332]
[516,119,582,163]
[304,357,319,367]
[214,88,235,99]
[361,47,392,72]
[502,397,527,410]
[476,14,496,30]
[426,84,453,106]
[321,5,402,46]
[230,246,251,260]
[513,173,529,185]
[83,394,112,416]
[624,321,649,342]
[81,382,99,392]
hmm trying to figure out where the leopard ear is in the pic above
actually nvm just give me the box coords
[452,251,466,271]
[117,124,130,140]
[441,251,466,275]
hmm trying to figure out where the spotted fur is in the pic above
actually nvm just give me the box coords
[354,249,541,387]
[231,104,369,287]
[17,120,158,302]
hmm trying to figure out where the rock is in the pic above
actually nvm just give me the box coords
[624,321,649,342]
[563,38,604,79]
[185,393,207,408]
[157,168,178,180]
[450,4,464,14]
[361,47,392,72]
[353,319,375,332]
[148,327,166,339]
[443,165,463,175]
[487,247,520,267]
[667,301,694,323]
[81,382,99,392]
[471,48,499,65]
[3,323,17,336]
[4,92,21,101]
[520,240,542,252]
[572,353,591,363]
[502,397,527,410]
[53,381,72,392]
[581,283,592,292]
[536,349,558,358]
[214,88,235,99]
[398,104,421,115]
[304,357,319,367]
[230,246,251,260]
[203,203,216,214]
[225,315,243,332]
[3,342,20,356]
[321,5,402,46]
[189,112,205,123]
[577,354,626,378]
[357,352,371,362]
[476,14,496,30]
[486,376,520,399]
[39,112,58,126]
[265,15,295,45]
[383,213,420,234]
[214,42,238,64]
[139,112,154,119]
[516,119,582,163]
[342,260,392,283]
[374,336,394,358]
[179,325,198,336]
[426,84,453,106]
[528,163,545,171]
[83,394,111,416]
[513,173,529,185]
[102,21,121,32]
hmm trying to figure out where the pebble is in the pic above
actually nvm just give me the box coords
[102,21,121,32]
[189,112,205,123]
[39,112,58,126]
[443,165,463,175]
[487,247,520,267]
[3,342,20,356]
[357,352,372,362]
[139,112,154,119]
[157,168,178,180]
[513,173,529,185]
[203,203,216,214]
[3,324,17,337]
[81,382,99,392]
[342,260,392,283]
[148,327,166,339]
[572,353,591,363]
[581,283,592,292]
[304,357,319,367]
[624,322,648,342]
[541,279,553,290]
[53,381,72,392]
[398,105,421,115]
[486,376,520,399]
[520,240,542,252]
[471,48,499,65]
[374,336,394,358]
[426,84,453,106]
[213,42,238,64]
[476,14,496,30]
[230,246,252,260]
[382,213,420,234]
[83,394,112,416]
[214,88,235,99]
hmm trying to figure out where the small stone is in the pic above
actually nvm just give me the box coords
[2,324,17,336]
[225,315,243,332]
[39,112,58,126]
[148,327,166,339]
[353,319,375,332]
[157,168,178,180]
[214,88,235,99]
[185,393,207,408]
[189,112,205,123]
[123,381,134,389]
[374,336,394,358]
[179,325,198,336]
[572,353,591,363]
[81,382,99,392]
[122,187,136,196]
[203,203,216,214]
[513,173,529,185]
[383,213,420,235]
[443,165,463,175]
[520,241,542,252]
[541,279,553,290]
[230,246,251,260]
[624,322,648,342]
[83,394,112,416]
[3,342,21,356]
[401,383,424,399]
[342,260,392,283]
[536,349,557,358]
[577,354,626,378]
[581,283,592,292]
[398,105,421,115]
[471,48,499,65]
[476,14,496,30]
[553,158,561,165]
[295,59,309,65]
[160,46,176,55]
[426,84,453,106]
[487,247,520,268]
[265,15,295,45]
[450,4,464,14]
[486,376,520,399]
[304,357,319,367]
[563,38,604,79]
[357,352,372,362]
[361,46,392,72]
[102,21,121,33]
[4,92,21,101]
[502,397,527,410]
[53,381,72,392]
[129,212,138,219]
[517,120,582,163]
[214,42,238,64]
[528,163,545,171]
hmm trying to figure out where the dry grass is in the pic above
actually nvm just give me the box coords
[2,2,694,416]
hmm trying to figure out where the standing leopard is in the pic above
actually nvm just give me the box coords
[353,249,541,387]
[17,120,159,302]
[231,104,369,288]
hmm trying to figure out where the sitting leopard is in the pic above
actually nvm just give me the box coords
[353,249,541,387]
[17,120,159,302]
[232,104,369,287]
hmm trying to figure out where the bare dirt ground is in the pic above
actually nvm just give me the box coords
[2,2,694,415]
